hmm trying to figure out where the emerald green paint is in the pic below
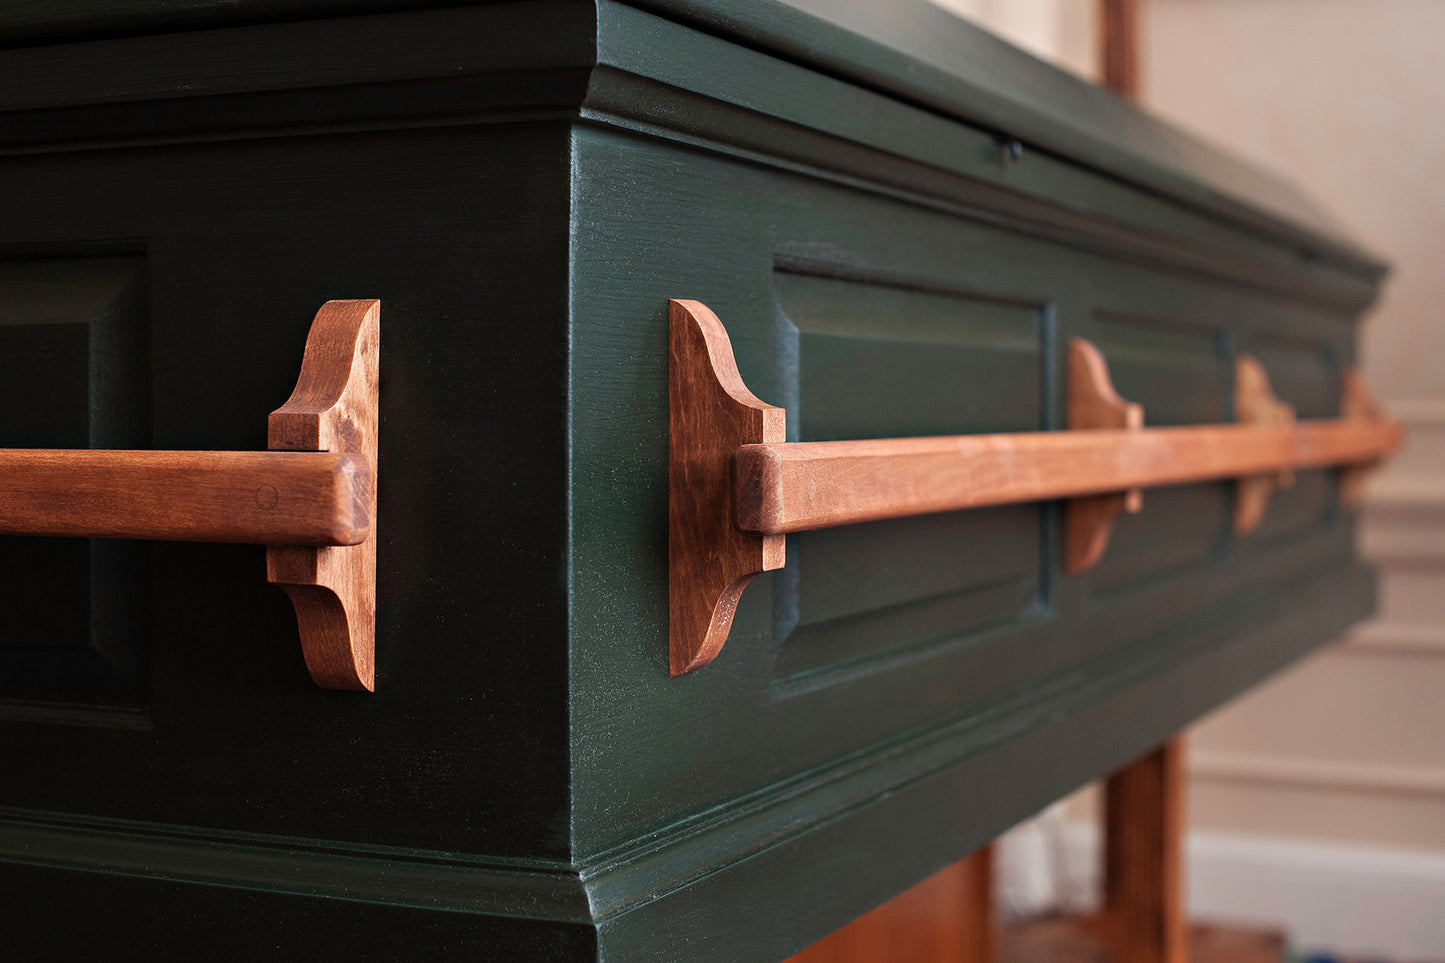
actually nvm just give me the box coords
[0,2,1385,960]
[0,259,150,715]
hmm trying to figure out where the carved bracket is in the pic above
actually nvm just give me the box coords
[1065,339,1144,576]
[1340,369,1386,508]
[669,300,784,676]
[1233,355,1295,535]
[267,300,380,691]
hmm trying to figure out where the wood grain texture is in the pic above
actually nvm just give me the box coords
[669,299,784,675]
[0,449,367,544]
[734,420,1400,535]
[785,847,995,963]
[1101,738,1187,963]
[267,299,379,691]
[1066,338,1144,576]
[0,297,381,691]
[1233,355,1296,535]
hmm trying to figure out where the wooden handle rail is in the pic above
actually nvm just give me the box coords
[0,300,380,691]
[0,450,368,545]
[669,299,1401,676]
[733,420,1398,536]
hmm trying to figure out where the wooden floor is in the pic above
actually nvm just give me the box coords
[1002,918,1285,963]
[788,742,1285,963]
[785,850,996,963]
[786,859,1286,963]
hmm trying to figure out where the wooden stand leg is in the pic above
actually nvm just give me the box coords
[788,738,1242,963]
[785,846,996,963]
[1102,737,1188,963]
[1096,9,1186,957]
[964,845,997,963]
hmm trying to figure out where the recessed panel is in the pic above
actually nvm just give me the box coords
[1092,314,1226,427]
[1250,337,1338,419]
[1088,314,1229,592]
[1246,336,1340,543]
[0,257,150,717]
[772,267,1044,680]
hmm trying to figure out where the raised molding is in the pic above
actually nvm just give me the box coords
[0,2,1378,312]
[0,806,591,922]
[1190,750,1445,799]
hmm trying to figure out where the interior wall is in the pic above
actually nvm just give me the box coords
[926,0,1099,81]
[1142,0,1445,855]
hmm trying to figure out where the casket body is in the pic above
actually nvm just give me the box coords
[0,1,1385,960]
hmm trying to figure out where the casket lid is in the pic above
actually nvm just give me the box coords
[0,0,1383,275]
[653,0,1381,275]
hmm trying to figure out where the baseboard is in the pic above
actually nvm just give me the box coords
[997,818,1445,959]
[1187,828,1445,959]
[1191,750,1445,798]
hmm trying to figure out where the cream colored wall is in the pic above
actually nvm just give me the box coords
[1143,0,1445,852]
[927,0,1099,81]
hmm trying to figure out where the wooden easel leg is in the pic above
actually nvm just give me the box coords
[788,737,1188,963]
[1103,736,1187,963]
[962,844,997,963]
[1096,6,1186,955]
[783,845,996,962]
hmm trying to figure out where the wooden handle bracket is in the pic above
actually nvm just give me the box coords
[1233,355,1296,535]
[669,299,785,675]
[0,300,379,691]
[1065,339,1144,575]
[670,300,1401,674]
[1339,369,1388,508]
[266,299,380,691]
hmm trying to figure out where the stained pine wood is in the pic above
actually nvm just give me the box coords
[0,449,367,544]
[669,298,784,675]
[1101,739,1188,963]
[1066,338,1144,576]
[734,419,1398,535]
[1233,355,1296,535]
[0,298,380,692]
[707,300,1398,539]
[786,848,995,963]
[268,299,380,691]
[1005,741,1191,963]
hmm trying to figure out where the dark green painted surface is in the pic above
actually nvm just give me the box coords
[0,2,1384,961]
[0,0,1388,277]
[0,123,580,863]
[0,259,151,717]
